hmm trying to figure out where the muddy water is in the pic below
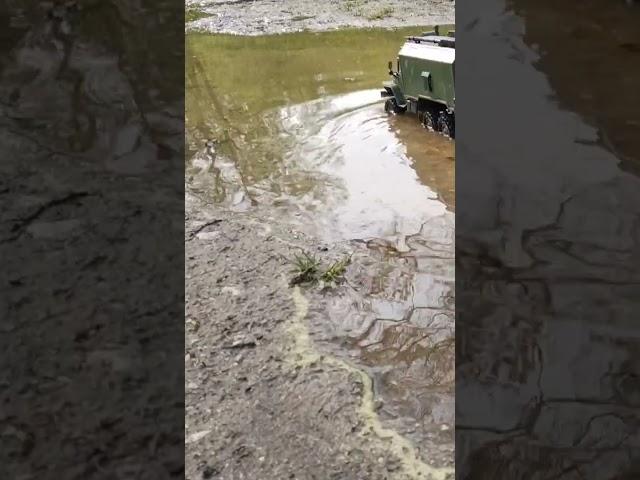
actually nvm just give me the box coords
[186,29,454,242]
[187,28,455,468]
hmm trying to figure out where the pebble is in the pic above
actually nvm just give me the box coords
[186,430,211,444]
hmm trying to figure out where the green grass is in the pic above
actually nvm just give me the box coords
[186,8,211,23]
[320,257,351,284]
[290,251,321,285]
[343,0,368,16]
[344,0,366,11]
[367,6,394,20]
[288,250,351,286]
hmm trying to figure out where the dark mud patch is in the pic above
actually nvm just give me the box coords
[456,0,640,478]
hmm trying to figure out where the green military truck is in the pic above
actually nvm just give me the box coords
[381,27,455,138]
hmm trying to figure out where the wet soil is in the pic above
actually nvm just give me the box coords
[186,24,454,480]
[186,0,455,35]
[186,196,453,480]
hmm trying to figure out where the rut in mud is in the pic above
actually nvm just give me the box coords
[186,27,454,479]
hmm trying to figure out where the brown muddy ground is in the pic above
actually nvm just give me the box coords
[186,0,455,35]
[185,18,455,480]
[185,195,453,480]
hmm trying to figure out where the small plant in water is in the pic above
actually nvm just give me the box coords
[288,251,351,287]
[321,257,351,284]
[290,251,321,285]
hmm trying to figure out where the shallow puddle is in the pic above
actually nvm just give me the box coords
[187,27,455,467]
[186,28,454,242]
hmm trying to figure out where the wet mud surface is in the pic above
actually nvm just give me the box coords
[186,26,454,479]
[456,0,640,478]
[186,198,452,480]
[186,0,455,35]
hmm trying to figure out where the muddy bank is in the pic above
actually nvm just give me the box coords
[185,192,453,479]
[186,0,454,35]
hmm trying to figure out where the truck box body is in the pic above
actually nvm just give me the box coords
[381,28,456,138]
[398,41,455,109]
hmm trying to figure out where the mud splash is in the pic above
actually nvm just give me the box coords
[287,287,453,480]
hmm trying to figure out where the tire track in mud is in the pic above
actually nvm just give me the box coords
[285,286,453,480]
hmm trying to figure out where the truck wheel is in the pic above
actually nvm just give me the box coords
[438,112,455,139]
[422,109,439,132]
[384,98,405,115]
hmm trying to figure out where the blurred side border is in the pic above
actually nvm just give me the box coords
[1,2,185,478]
[456,0,640,478]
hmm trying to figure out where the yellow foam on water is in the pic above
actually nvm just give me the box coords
[286,287,453,480]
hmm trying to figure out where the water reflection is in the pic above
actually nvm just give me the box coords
[308,213,455,468]
[186,29,455,244]
[268,90,450,242]
[189,84,455,244]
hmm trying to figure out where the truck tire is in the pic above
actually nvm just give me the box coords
[384,98,405,115]
[438,111,455,139]
[422,108,439,132]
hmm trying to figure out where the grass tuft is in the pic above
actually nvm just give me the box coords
[186,8,211,23]
[288,251,351,287]
[290,251,321,285]
[366,6,394,21]
[321,257,351,284]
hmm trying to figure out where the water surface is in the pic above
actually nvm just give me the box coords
[186,28,456,468]
[186,28,454,243]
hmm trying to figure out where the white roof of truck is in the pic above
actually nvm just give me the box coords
[399,42,455,64]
